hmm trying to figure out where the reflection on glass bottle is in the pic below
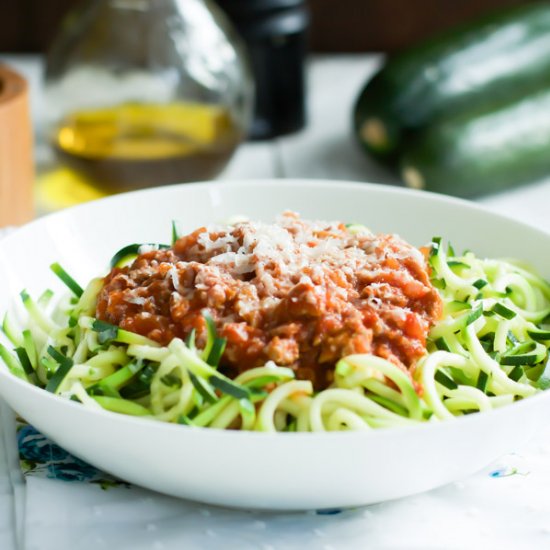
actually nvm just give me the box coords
[44,0,253,192]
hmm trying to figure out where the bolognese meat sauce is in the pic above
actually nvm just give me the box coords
[96,213,442,389]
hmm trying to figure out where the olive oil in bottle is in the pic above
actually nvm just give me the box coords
[52,102,242,190]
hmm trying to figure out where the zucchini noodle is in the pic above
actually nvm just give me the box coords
[2,236,550,432]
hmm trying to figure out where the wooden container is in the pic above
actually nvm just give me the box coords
[0,64,34,226]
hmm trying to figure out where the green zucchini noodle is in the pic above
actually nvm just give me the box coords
[2,235,550,432]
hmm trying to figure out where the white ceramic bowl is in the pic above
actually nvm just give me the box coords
[1,180,550,510]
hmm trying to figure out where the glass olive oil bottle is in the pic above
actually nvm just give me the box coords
[44,0,252,195]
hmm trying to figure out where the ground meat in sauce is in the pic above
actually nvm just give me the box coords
[96,213,442,390]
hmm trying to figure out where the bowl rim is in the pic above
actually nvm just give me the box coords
[2,177,550,441]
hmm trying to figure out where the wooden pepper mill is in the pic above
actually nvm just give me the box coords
[0,64,34,226]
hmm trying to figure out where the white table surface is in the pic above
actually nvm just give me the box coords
[3,53,550,550]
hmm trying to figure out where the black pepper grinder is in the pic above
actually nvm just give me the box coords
[216,0,309,140]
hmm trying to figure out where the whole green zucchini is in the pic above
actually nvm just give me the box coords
[400,88,550,198]
[354,2,550,159]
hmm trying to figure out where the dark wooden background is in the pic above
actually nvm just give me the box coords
[0,0,542,54]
